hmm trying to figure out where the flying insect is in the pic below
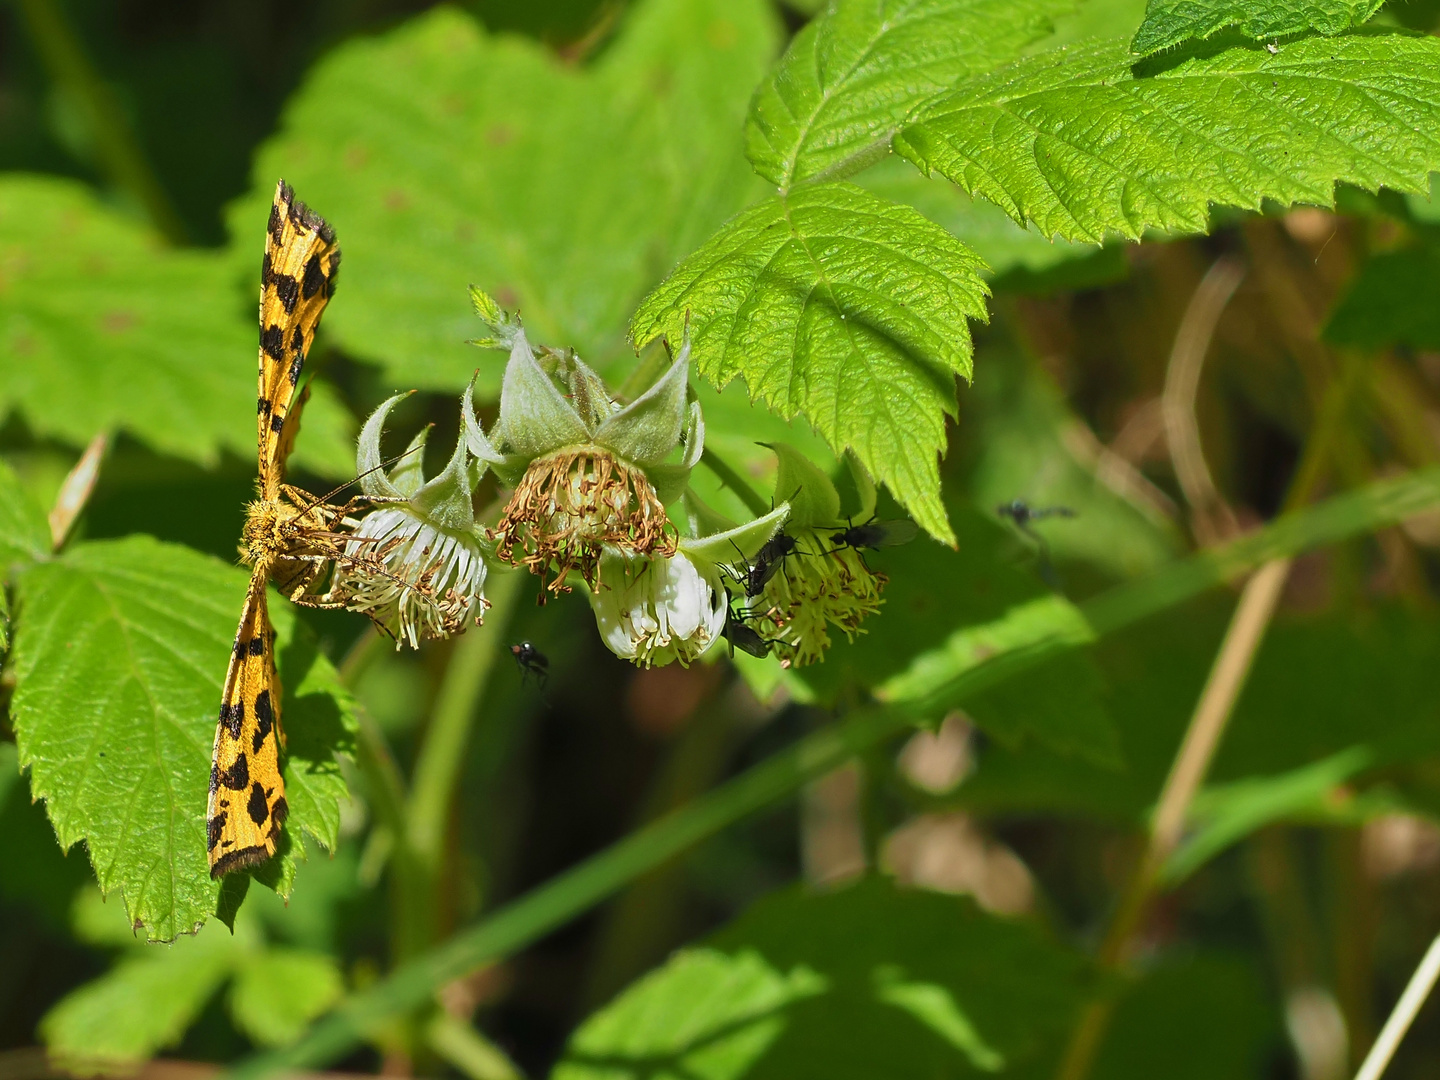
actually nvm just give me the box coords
[510,641,550,687]
[827,516,919,553]
[996,499,1076,588]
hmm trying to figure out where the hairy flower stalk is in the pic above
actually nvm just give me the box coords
[464,287,700,597]
[330,390,491,648]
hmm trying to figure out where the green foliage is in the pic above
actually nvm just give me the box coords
[41,885,347,1066]
[857,157,1111,284]
[1087,954,1274,1079]
[0,176,351,476]
[553,877,1087,1079]
[895,33,1440,242]
[744,0,1074,191]
[9,536,357,941]
[0,457,50,573]
[631,182,989,542]
[1325,246,1440,349]
[229,0,778,392]
[1131,0,1386,56]
[229,948,345,1047]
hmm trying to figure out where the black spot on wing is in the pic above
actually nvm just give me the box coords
[219,753,249,791]
[291,327,304,352]
[261,251,274,286]
[267,200,283,241]
[302,253,326,299]
[261,324,284,361]
[209,765,220,793]
[254,690,273,728]
[249,636,265,657]
[271,411,286,434]
[207,812,225,851]
[252,697,273,754]
[247,782,269,825]
[288,353,304,387]
[273,273,300,314]
[220,700,244,739]
[271,796,288,828]
[257,396,272,417]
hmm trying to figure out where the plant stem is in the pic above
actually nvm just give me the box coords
[403,569,523,958]
[16,0,188,243]
[224,466,1440,1079]
[1353,934,1440,1080]
[699,448,770,517]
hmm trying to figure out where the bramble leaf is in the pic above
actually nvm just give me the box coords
[630,182,989,542]
[1132,0,1385,56]
[230,0,778,391]
[896,33,1440,243]
[0,456,50,573]
[0,177,352,476]
[554,878,1086,1080]
[745,0,1073,192]
[9,536,357,941]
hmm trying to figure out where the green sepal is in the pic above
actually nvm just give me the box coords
[595,340,692,468]
[356,391,416,500]
[461,372,506,466]
[389,426,431,498]
[411,420,476,532]
[681,489,738,540]
[846,451,877,522]
[648,398,706,506]
[496,332,590,458]
[564,354,619,432]
[682,503,791,571]
[766,442,841,527]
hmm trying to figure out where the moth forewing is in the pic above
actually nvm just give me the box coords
[207,584,287,878]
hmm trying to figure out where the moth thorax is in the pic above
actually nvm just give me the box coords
[242,498,301,570]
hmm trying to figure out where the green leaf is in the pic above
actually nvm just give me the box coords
[631,182,990,542]
[1088,954,1275,1079]
[0,456,51,572]
[230,0,778,392]
[1324,246,1440,350]
[968,347,1181,578]
[896,33,1440,243]
[745,0,1073,192]
[40,922,236,1070]
[0,176,353,476]
[230,948,345,1047]
[1132,0,1386,56]
[553,878,1087,1080]
[9,536,357,941]
[858,156,1108,282]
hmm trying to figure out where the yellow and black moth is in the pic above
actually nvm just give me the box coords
[207,181,347,878]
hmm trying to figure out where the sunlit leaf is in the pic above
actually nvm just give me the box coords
[553,878,1086,1080]
[229,948,345,1047]
[745,0,1073,191]
[0,176,352,474]
[230,0,778,391]
[10,536,357,941]
[631,182,989,542]
[1132,0,1385,56]
[896,34,1440,243]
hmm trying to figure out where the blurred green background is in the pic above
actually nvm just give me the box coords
[5,0,1440,1078]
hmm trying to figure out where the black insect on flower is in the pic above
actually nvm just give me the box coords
[510,641,550,687]
[827,516,919,554]
[721,591,772,659]
[727,531,804,598]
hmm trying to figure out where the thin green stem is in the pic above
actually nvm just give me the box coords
[699,448,769,517]
[225,465,1440,1079]
[17,0,188,243]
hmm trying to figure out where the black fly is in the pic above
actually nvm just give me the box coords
[827,516,919,553]
[721,595,772,659]
[996,499,1076,588]
[510,641,550,688]
[726,531,803,598]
